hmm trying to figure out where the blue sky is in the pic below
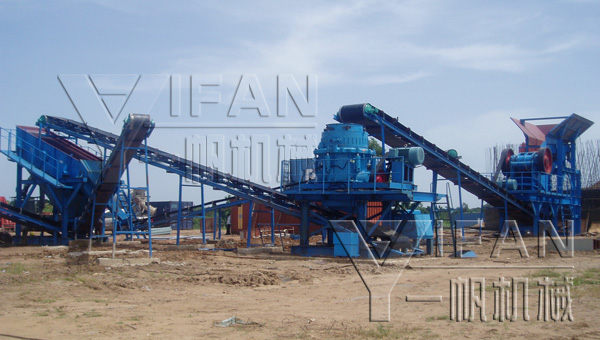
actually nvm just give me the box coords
[1,0,599,207]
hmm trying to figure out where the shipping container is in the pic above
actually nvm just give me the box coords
[231,201,320,237]
[367,201,383,222]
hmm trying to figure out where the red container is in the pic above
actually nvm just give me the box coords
[367,201,383,222]
[231,201,319,236]
[0,196,16,231]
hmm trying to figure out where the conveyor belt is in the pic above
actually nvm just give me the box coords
[0,201,60,233]
[336,103,533,220]
[37,116,338,225]
[80,114,154,232]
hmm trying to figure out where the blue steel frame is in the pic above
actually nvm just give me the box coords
[0,115,153,247]
[337,104,592,238]
[174,180,207,245]
[334,104,532,219]
[0,127,93,245]
[3,106,590,260]
[283,145,442,256]
[37,116,332,241]
[150,197,251,245]
[102,135,154,257]
[499,115,591,235]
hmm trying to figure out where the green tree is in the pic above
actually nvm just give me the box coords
[191,198,232,230]
[368,138,383,156]
[43,202,54,214]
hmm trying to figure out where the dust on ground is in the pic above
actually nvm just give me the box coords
[1,231,599,340]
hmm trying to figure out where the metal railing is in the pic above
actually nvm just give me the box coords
[0,127,62,183]
[493,170,578,196]
[281,156,413,193]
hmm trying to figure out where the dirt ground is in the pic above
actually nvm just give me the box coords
[1,231,599,340]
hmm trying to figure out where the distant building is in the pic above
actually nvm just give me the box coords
[582,181,600,233]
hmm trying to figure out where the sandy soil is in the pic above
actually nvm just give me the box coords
[1,232,599,340]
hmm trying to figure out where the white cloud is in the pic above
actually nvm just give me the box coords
[163,0,439,83]
[163,0,585,84]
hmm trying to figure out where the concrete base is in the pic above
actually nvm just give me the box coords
[237,247,284,255]
[69,249,127,257]
[97,257,160,267]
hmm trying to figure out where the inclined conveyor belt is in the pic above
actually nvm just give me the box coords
[336,104,533,221]
[37,116,339,226]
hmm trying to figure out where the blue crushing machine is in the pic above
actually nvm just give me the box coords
[282,104,440,257]
[495,115,594,235]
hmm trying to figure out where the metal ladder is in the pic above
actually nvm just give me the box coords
[432,182,458,257]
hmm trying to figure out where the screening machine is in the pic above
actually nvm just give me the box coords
[0,114,154,244]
